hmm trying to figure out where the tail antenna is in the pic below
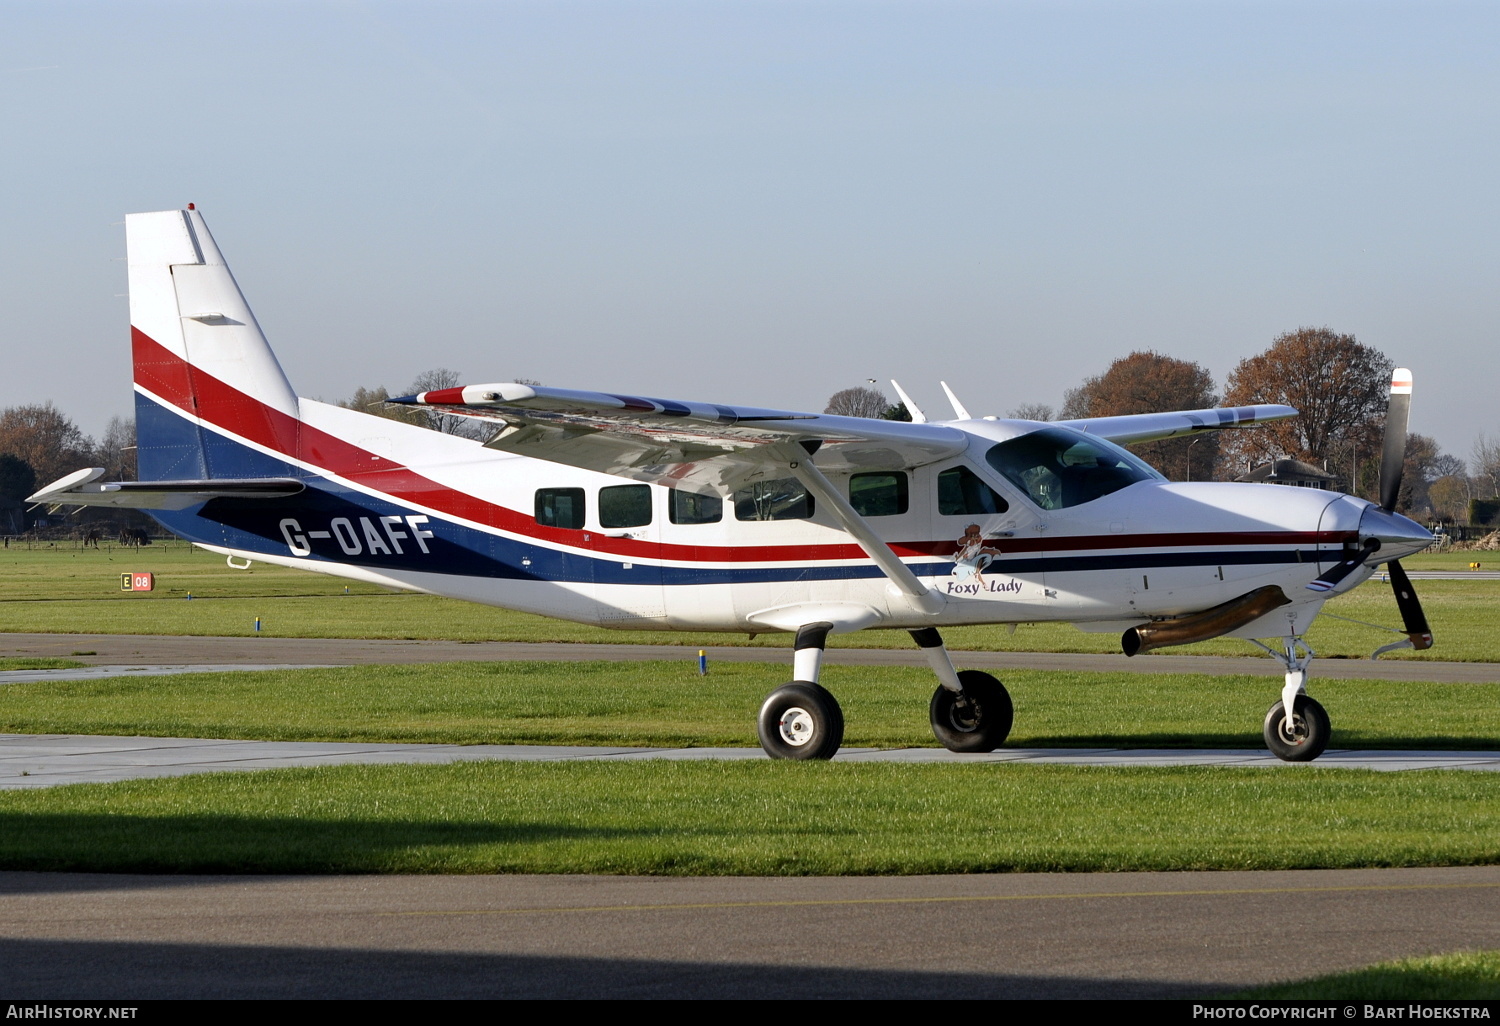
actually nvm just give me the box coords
[939,381,971,420]
[889,380,927,424]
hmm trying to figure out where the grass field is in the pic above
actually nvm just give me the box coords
[2,659,1496,750]
[1,761,1498,875]
[1,543,1495,661]
[1232,950,1500,999]
[3,544,1496,884]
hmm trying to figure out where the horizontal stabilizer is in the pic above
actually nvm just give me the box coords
[29,468,304,511]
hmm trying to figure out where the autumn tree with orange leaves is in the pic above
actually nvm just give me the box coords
[1060,351,1219,481]
[1219,327,1392,496]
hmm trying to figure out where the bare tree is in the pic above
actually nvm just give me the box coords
[1429,475,1472,523]
[405,369,497,441]
[97,416,137,481]
[1473,433,1500,498]
[1395,433,1443,515]
[338,385,427,428]
[339,370,538,442]
[1431,454,1466,480]
[824,386,890,419]
[1008,403,1054,422]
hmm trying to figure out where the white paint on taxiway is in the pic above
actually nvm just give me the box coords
[2,734,1498,789]
[0,665,345,685]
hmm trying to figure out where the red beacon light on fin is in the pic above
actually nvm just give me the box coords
[187,203,195,210]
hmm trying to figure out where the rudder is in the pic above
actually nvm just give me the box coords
[128,207,301,481]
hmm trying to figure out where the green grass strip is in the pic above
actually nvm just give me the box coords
[2,660,1497,750]
[3,544,1497,661]
[1232,950,1500,999]
[0,657,87,671]
[2,761,1498,875]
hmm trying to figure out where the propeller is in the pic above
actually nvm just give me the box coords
[1374,559,1433,656]
[1305,367,1433,656]
[1305,537,1378,593]
[1378,368,1412,512]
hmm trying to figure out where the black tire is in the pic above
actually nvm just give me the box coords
[1263,695,1331,762]
[929,670,1014,753]
[757,682,845,761]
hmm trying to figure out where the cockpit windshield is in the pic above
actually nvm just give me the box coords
[984,427,1164,510]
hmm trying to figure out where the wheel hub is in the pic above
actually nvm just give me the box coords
[1277,713,1307,745]
[778,707,815,747]
[948,695,982,733]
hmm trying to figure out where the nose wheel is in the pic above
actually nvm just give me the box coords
[930,670,1013,753]
[1263,695,1330,762]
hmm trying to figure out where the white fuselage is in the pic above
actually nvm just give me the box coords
[179,401,1382,643]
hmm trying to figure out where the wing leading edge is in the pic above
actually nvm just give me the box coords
[1058,404,1298,445]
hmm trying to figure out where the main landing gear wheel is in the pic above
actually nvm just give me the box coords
[930,670,1013,753]
[757,682,845,761]
[1263,695,1331,762]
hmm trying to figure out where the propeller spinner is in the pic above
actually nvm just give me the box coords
[1305,367,1434,655]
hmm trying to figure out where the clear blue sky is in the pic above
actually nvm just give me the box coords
[2,1,1495,465]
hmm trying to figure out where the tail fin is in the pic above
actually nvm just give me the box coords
[128,207,300,480]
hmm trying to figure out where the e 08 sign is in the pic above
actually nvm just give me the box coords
[120,572,154,592]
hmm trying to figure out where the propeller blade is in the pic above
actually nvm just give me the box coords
[1378,367,1412,510]
[1387,559,1433,649]
[1306,539,1378,593]
[1371,559,1434,658]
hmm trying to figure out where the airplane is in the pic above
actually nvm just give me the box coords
[30,206,1436,763]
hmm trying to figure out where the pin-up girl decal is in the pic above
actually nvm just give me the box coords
[952,524,1004,587]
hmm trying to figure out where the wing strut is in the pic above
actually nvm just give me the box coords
[777,446,945,615]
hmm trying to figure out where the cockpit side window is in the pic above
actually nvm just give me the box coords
[937,465,1008,516]
[984,427,1162,510]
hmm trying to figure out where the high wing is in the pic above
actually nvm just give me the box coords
[1057,404,1298,445]
[392,382,1297,486]
[388,383,970,491]
[28,468,304,510]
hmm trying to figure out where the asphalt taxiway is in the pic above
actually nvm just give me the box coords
[2,867,1497,998]
[4,732,1500,790]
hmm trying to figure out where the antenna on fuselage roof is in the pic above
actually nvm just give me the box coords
[889,380,927,424]
[939,381,971,420]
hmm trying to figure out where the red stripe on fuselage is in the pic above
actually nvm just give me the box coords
[131,328,1354,563]
[132,326,300,458]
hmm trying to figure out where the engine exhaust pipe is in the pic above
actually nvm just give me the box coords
[1122,585,1292,657]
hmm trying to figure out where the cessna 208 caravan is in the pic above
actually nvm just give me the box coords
[32,206,1437,762]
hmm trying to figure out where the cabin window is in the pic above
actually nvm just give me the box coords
[599,484,652,529]
[669,489,723,525]
[849,472,908,517]
[733,478,814,521]
[535,487,585,530]
[937,465,1008,516]
[984,426,1162,510]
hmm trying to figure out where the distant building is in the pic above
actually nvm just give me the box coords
[1236,459,1340,490]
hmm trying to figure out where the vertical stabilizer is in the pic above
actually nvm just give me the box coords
[128,207,301,480]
